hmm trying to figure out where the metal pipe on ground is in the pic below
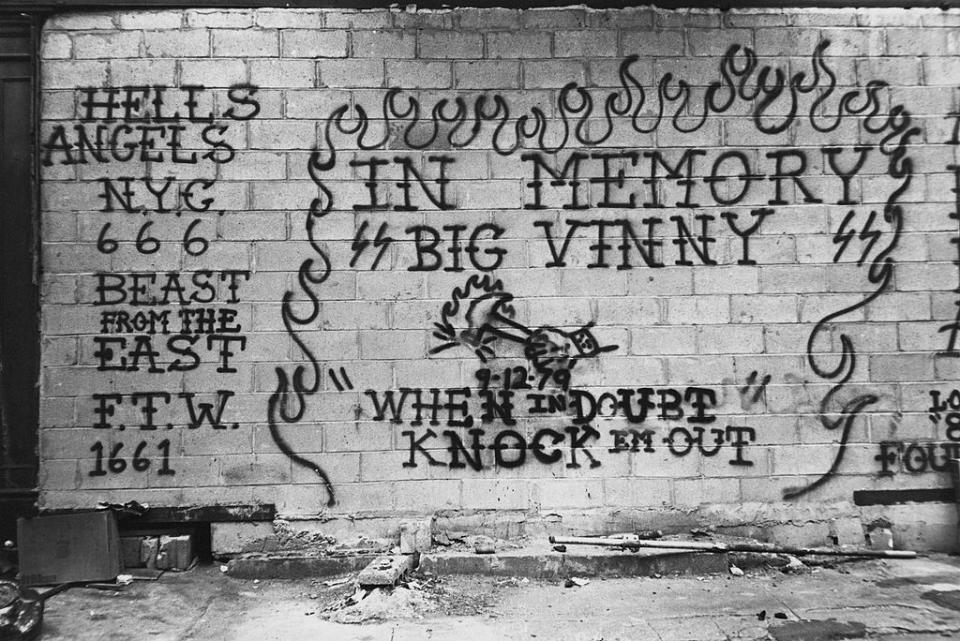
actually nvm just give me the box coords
[548,536,918,559]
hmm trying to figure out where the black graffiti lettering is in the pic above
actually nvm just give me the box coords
[720,208,774,266]
[119,86,150,121]
[80,87,122,121]
[704,150,761,205]
[492,430,526,468]
[401,429,444,468]
[137,125,167,162]
[671,214,717,266]
[99,309,170,335]
[367,388,415,424]
[207,335,246,373]
[657,389,684,420]
[130,391,171,430]
[180,390,237,429]
[74,124,108,163]
[568,387,716,425]
[643,149,706,209]
[617,388,658,423]
[533,220,584,267]
[92,393,123,429]
[93,336,128,371]
[45,120,219,166]
[875,441,901,476]
[127,335,164,373]
[525,392,567,415]
[766,149,822,205]
[823,146,872,205]
[94,271,244,306]
[875,440,960,475]
[81,85,224,123]
[725,425,756,466]
[410,388,442,427]
[589,151,639,208]
[143,176,174,212]
[522,152,589,210]
[167,125,198,164]
[394,155,454,211]
[608,428,655,453]
[182,85,214,123]
[200,125,235,164]
[617,217,664,269]
[98,177,138,213]
[444,387,473,428]
[530,428,564,464]
[168,335,202,371]
[480,389,516,426]
[444,428,485,470]
[684,387,718,424]
[96,177,218,214]
[565,425,601,468]
[223,84,261,121]
[351,157,391,211]
[404,223,506,272]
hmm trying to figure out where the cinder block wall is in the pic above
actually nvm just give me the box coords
[38,6,960,551]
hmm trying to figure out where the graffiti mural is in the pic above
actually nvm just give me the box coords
[39,9,960,540]
[266,41,918,506]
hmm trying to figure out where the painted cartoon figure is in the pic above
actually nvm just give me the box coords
[430,275,617,389]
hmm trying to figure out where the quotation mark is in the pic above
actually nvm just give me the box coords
[328,367,354,392]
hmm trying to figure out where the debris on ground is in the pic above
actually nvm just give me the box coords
[780,556,809,574]
[317,573,501,623]
[471,535,496,554]
[729,565,744,577]
[564,577,590,588]
[322,576,352,588]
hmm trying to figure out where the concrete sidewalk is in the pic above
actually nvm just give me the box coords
[31,551,960,641]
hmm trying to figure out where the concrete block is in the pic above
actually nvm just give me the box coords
[357,555,415,586]
[211,522,273,556]
[156,535,194,570]
[399,519,432,554]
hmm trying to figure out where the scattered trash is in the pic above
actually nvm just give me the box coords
[553,544,567,553]
[774,612,788,619]
[548,535,918,559]
[758,610,767,621]
[0,580,43,639]
[564,577,590,588]
[220,565,229,573]
[637,530,663,540]
[322,576,353,588]
[729,565,744,577]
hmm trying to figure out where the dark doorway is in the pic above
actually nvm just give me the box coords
[0,14,39,540]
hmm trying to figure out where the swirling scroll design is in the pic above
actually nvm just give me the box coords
[271,41,916,506]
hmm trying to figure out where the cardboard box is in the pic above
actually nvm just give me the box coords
[17,511,122,586]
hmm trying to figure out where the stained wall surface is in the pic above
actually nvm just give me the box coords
[38,6,960,549]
